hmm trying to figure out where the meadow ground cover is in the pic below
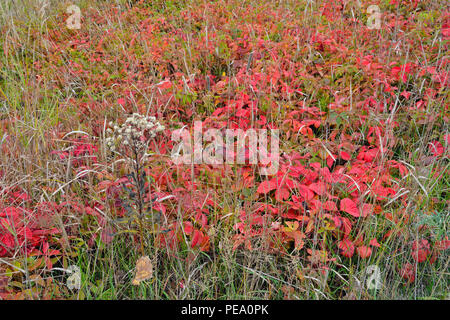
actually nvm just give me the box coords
[0,0,448,300]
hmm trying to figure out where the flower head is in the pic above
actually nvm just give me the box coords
[106,113,165,155]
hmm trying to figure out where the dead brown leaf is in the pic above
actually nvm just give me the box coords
[132,256,153,285]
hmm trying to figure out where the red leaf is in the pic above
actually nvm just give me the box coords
[200,234,210,252]
[297,185,314,200]
[340,198,359,217]
[157,79,172,90]
[291,231,305,250]
[195,213,208,228]
[117,98,126,106]
[429,141,444,157]
[338,238,355,258]
[400,91,411,99]
[400,263,415,283]
[361,203,373,217]
[323,201,338,211]
[369,238,381,247]
[411,239,430,263]
[340,151,351,161]
[356,246,372,258]
[191,230,203,248]
[435,237,450,251]
[184,221,193,235]
[257,180,276,194]
[309,182,327,196]
[326,156,334,168]
[275,187,290,201]
[282,208,300,220]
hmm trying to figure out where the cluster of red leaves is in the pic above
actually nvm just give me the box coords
[0,204,60,262]
[51,137,98,167]
[2,0,448,288]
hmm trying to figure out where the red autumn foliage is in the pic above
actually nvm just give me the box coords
[340,198,359,217]
[0,0,447,298]
[411,239,431,263]
[400,263,416,284]
[338,238,355,258]
[356,246,372,259]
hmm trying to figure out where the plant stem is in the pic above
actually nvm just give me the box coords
[133,147,145,257]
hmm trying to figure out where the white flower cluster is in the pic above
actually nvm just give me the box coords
[106,113,165,153]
